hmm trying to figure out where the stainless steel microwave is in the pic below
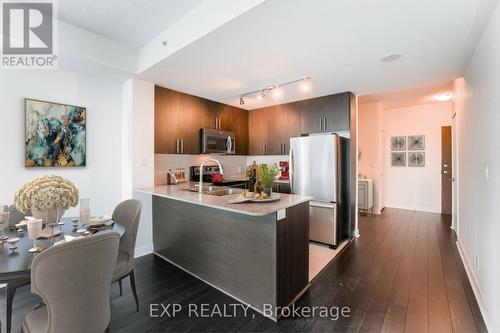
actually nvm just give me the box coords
[200,128,236,154]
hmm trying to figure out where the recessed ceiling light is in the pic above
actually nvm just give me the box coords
[435,93,452,102]
[381,54,402,62]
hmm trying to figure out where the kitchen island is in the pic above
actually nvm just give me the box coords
[135,184,312,320]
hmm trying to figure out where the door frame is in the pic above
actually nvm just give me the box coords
[378,129,386,213]
[451,113,459,234]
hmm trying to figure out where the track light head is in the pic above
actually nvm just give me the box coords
[239,97,245,105]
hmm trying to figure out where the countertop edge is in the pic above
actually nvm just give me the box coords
[133,188,312,217]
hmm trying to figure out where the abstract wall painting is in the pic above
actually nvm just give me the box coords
[391,152,406,167]
[408,135,425,150]
[408,152,425,167]
[25,99,86,167]
[391,136,406,151]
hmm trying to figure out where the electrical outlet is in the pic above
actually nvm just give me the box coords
[475,255,479,271]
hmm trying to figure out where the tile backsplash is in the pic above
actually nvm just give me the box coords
[155,154,247,185]
[155,154,289,185]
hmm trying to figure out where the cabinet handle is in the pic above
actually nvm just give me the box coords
[320,118,323,131]
[175,139,179,154]
[324,118,327,131]
[181,140,184,154]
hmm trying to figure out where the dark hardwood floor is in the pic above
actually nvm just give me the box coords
[1,209,486,332]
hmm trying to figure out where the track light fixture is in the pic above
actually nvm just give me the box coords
[238,77,310,105]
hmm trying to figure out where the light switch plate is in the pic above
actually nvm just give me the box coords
[277,209,286,220]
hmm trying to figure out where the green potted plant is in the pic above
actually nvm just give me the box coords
[257,163,280,198]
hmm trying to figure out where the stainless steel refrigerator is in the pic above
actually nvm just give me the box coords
[290,134,350,248]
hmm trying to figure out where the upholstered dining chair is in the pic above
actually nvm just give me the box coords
[3,205,32,333]
[21,232,120,333]
[111,199,142,312]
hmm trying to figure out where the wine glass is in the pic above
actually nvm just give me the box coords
[0,211,9,244]
[27,219,42,253]
[79,198,90,226]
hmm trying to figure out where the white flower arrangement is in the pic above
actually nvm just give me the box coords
[14,175,79,214]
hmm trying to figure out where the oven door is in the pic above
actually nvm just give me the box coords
[201,129,235,154]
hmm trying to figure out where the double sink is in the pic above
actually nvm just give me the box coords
[183,185,243,197]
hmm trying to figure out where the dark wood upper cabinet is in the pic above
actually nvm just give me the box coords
[200,99,219,130]
[323,93,350,132]
[300,92,351,134]
[218,105,233,131]
[155,85,249,155]
[282,103,301,152]
[179,93,202,154]
[249,108,267,155]
[155,87,180,154]
[155,85,351,156]
[266,106,283,155]
[230,107,249,155]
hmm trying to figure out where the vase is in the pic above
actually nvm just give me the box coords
[32,208,65,226]
[263,187,273,197]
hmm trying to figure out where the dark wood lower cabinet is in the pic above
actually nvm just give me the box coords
[276,202,310,309]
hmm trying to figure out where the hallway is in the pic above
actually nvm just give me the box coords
[324,209,486,332]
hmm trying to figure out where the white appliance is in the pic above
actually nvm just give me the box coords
[290,134,350,247]
[358,179,374,213]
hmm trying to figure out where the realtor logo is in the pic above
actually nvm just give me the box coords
[1,0,57,68]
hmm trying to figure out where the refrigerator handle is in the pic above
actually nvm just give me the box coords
[289,148,294,193]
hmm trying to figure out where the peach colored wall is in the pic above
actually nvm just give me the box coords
[358,102,383,213]
[382,102,452,213]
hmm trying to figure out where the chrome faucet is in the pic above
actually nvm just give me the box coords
[198,159,224,193]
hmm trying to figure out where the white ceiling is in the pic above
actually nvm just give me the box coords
[359,81,454,109]
[58,0,203,48]
[138,0,496,109]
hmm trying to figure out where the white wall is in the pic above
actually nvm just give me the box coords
[382,102,452,213]
[0,69,124,217]
[122,79,155,257]
[455,2,500,331]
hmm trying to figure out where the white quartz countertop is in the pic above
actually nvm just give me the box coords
[134,184,312,217]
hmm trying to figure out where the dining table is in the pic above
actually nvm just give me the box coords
[0,217,126,333]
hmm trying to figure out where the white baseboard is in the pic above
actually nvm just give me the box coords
[134,243,153,258]
[456,240,496,333]
[384,204,441,214]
